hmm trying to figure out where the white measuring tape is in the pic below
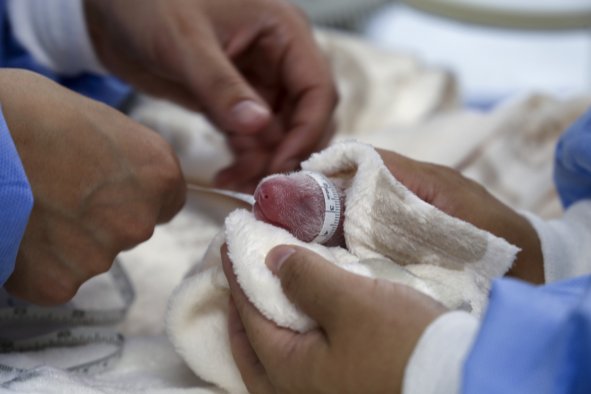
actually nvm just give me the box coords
[303,171,342,244]
[0,260,134,375]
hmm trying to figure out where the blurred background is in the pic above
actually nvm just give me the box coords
[291,0,591,109]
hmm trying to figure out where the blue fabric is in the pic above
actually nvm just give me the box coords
[463,108,591,393]
[463,276,591,394]
[0,108,33,285]
[0,0,131,108]
[554,108,591,208]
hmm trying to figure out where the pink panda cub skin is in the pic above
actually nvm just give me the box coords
[253,172,346,247]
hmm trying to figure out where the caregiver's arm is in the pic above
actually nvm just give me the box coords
[85,0,337,191]
[0,69,185,305]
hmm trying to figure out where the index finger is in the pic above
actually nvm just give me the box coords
[268,31,338,173]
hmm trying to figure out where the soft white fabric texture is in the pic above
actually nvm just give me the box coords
[403,311,479,394]
[167,141,518,393]
[521,200,591,282]
[7,0,106,75]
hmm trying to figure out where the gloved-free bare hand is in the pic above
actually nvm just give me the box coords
[1,70,185,305]
[85,0,337,191]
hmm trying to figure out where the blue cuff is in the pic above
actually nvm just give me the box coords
[554,107,591,208]
[0,106,33,285]
[463,276,591,394]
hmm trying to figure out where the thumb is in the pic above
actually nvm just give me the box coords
[266,245,359,333]
[183,33,271,134]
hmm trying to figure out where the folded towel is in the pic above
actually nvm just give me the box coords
[167,141,518,393]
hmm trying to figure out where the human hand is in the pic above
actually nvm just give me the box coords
[222,244,446,394]
[84,0,337,192]
[377,149,545,284]
[1,70,185,305]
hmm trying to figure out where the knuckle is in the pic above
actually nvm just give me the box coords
[111,213,156,249]
[120,218,155,246]
[147,138,184,195]
[42,278,82,305]
[279,255,309,294]
[155,139,182,175]
[279,264,299,296]
[153,149,186,218]
[86,257,114,278]
[162,156,184,190]
[286,3,310,25]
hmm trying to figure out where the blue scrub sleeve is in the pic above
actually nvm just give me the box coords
[0,107,33,285]
[463,276,591,394]
[0,0,131,108]
[463,107,591,393]
[554,107,591,208]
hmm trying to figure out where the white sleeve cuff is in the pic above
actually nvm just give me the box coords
[403,311,479,394]
[521,200,591,283]
[7,0,107,75]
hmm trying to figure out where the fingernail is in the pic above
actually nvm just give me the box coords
[231,100,270,131]
[266,246,296,274]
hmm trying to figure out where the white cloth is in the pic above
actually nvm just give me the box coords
[403,311,479,394]
[167,141,518,393]
[7,0,106,75]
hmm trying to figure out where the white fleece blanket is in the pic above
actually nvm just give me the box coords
[167,142,518,393]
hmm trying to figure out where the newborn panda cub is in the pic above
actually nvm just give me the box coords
[253,172,346,247]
